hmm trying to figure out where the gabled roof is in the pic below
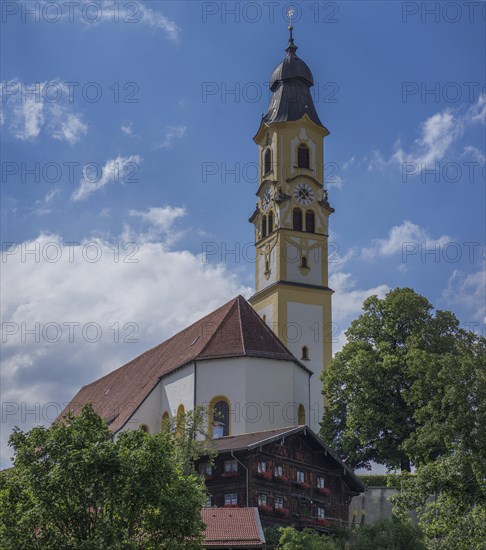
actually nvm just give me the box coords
[209,425,365,494]
[201,507,265,548]
[60,296,310,433]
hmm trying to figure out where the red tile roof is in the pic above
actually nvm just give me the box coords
[59,296,309,432]
[201,507,265,547]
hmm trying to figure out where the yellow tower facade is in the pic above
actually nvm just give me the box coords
[249,30,334,432]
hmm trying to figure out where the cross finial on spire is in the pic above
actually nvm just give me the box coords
[286,5,297,55]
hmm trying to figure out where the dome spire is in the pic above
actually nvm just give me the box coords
[286,6,297,55]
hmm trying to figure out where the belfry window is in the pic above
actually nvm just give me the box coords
[305,210,315,233]
[293,208,303,231]
[264,148,272,174]
[268,211,274,233]
[297,144,310,169]
[261,216,267,239]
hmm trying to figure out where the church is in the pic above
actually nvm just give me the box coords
[61,25,364,531]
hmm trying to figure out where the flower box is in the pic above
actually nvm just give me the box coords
[204,474,214,481]
[221,471,238,478]
[316,518,331,527]
[224,504,239,508]
[293,481,310,489]
[257,471,273,481]
[258,504,273,513]
[274,474,288,482]
[318,487,331,496]
[275,508,289,517]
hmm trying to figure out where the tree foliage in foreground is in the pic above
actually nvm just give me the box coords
[0,404,206,549]
[277,518,425,549]
[321,287,485,472]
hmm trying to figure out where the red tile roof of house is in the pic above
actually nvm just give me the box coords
[59,295,309,432]
[201,507,265,547]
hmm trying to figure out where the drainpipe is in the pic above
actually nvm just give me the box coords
[231,451,249,507]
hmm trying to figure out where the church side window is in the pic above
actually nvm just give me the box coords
[293,208,303,231]
[264,148,272,174]
[161,411,170,432]
[268,211,274,233]
[261,215,267,239]
[176,404,185,436]
[301,346,309,360]
[300,256,308,269]
[305,210,315,233]
[298,404,306,425]
[211,398,230,436]
[297,143,310,168]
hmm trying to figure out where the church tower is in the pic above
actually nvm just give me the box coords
[249,26,334,433]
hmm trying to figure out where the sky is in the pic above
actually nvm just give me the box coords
[1,0,485,469]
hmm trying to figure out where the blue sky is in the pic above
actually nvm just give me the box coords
[1,1,485,468]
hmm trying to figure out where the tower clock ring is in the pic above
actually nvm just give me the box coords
[294,183,314,206]
[262,188,273,211]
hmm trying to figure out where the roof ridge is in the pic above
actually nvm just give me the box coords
[237,296,246,355]
[196,296,239,358]
[215,425,296,441]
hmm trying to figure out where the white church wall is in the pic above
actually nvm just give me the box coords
[196,357,311,435]
[286,239,322,286]
[117,378,163,434]
[161,364,195,417]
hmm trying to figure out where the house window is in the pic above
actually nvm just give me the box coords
[261,215,267,239]
[297,144,310,168]
[293,208,303,231]
[301,346,309,360]
[257,461,267,474]
[258,493,267,506]
[317,477,326,489]
[212,398,230,436]
[200,463,213,476]
[305,210,315,233]
[205,495,212,507]
[224,493,238,506]
[268,211,274,233]
[224,460,238,473]
[298,404,306,425]
[275,465,283,478]
[317,507,326,519]
[300,256,308,269]
[296,470,305,483]
[264,148,272,174]
[275,496,284,509]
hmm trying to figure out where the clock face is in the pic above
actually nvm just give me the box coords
[294,183,314,206]
[262,188,272,211]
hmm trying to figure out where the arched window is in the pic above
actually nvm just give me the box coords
[210,397,231,437]
[301,346,309,360]
[176,404,185,436]
[297,144,310,169]
[268,211,274,233]
[264,148,272,174]
[139,424,150,433]
[161,411,170,432]
[305,210,315,233]
[293,208,303,231]
[261,215,267,239]
[300,256,308,269]
[298,404,306,425]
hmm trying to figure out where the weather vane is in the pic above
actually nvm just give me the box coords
[287,5,294,28]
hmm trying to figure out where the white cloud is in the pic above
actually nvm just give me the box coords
[127,205,187,244]
[462,145,485,163]
[1,225,251,468]
[33,188,61,216]
[121,122,133,135]
[371,95,485,174]
[72,154,142,201]
[442,268,486,324]
[327,174,344,190]
[2,80,87,144]
[158,125,186,149]
[362,220,452,260]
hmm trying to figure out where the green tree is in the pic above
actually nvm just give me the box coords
[321,288,467,471]
[0,404,206,549]
[278,527,340,549]
[352,518,426,550]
